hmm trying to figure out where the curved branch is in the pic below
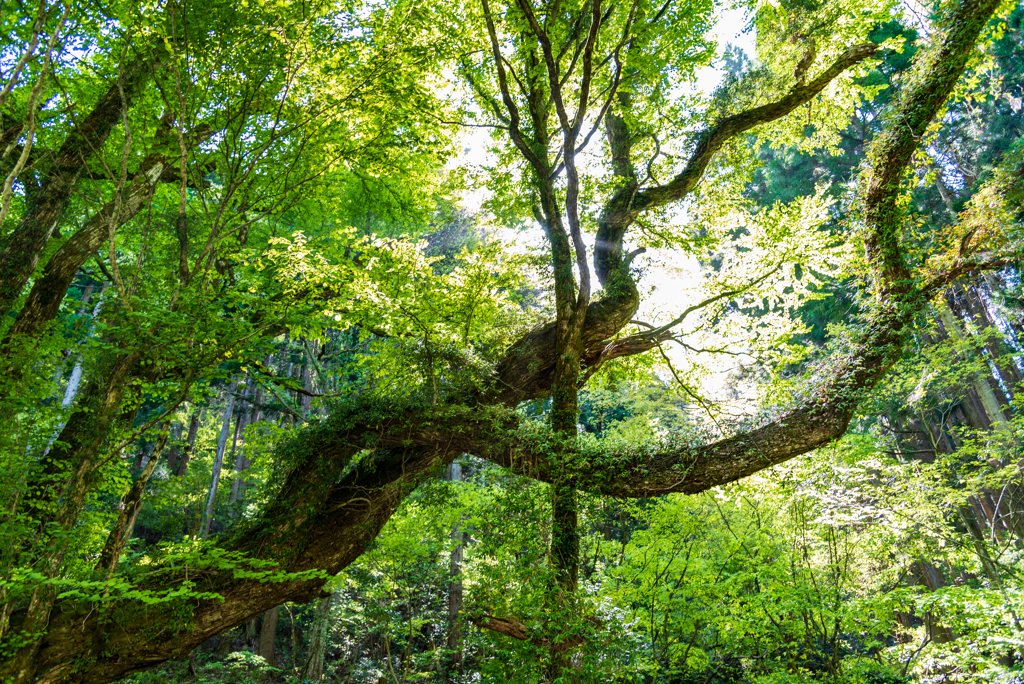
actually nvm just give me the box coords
[864,0,1004,300]
[594,42,878,285]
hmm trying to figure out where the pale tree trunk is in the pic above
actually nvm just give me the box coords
[935,300,1012,435]
[40,286,107,457]
[230,382,262,503]
[201,381,236,538]
[956,282,1023,400]
[224,385,248,508]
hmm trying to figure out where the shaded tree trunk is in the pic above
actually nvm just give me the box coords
[96,428,170,574]
[299,596,333,682]
[909,560,956,644]
[175,410,201,478]
[258,606,279,668]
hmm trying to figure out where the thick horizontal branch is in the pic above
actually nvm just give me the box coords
[470,611,593,649]
[22,290,918,684]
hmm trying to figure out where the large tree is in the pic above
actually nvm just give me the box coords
[1,0,1021,681]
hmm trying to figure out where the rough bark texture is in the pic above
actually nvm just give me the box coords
[2,121,212,355]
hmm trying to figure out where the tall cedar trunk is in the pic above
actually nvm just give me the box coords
[908,561,956,644]
[224,387,247,510]
[958,280,1024,399]
[258,606,279,668]
[958,505,1005,587]
[299,596,333,682]
[936,300,1011,432]
[230,382,260,503]
[300,357,312,416]
[547,311,583,682]
[948,290,1014,411]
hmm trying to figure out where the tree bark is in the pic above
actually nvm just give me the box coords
[1,0,1011,680]
[165,422,184,474]
[909,560,956,644]
[257,606,279,668]
[175,410,201,478]
[96,428,170,574]
[231,384,262,503]
[298,596,332,682]
[936,300,1012,434]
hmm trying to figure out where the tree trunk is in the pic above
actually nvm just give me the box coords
[96,428,170,573]
[165,422,184,474]
[1,147,188,354]
[909,560,956,644]
[216,628,236,658]
[258,606,279,668]
[0,52,156,320]
[175,410,201,477]
[225,389,246,506]
[201,383,236,538]
[958,281,1023,401]
[231,382,262,503]
[299,596,333,682]
[936,300,1011,434]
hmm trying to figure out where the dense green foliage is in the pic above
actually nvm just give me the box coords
[2,0,1024,681]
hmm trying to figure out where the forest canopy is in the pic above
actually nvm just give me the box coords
[1,0,1024,681]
